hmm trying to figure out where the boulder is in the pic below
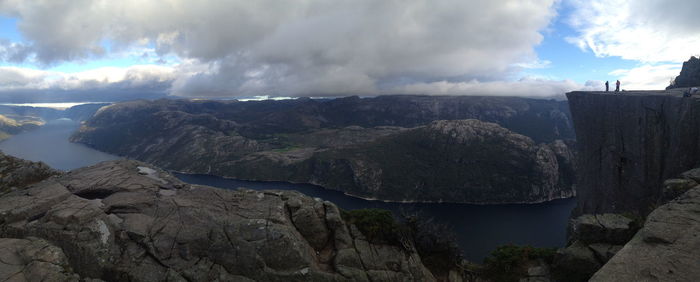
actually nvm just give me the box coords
[587,243,622,264]
[551,241,602,282]
[0,237,85,282]
[680,167,700,182]
[591,186,700,281]
[0,151,60,194]
[0,160,436,282]
[661,178,697,202]
[570,214,637,245]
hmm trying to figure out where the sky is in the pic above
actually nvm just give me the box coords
[0,0,696,102]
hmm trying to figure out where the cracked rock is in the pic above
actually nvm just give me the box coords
[0,160,436,281]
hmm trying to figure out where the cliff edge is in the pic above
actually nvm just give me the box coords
[0,160,437,281]
[567,90,700,215]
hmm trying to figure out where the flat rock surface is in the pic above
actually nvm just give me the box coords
[591,186,700,281]
[571,214,636,245]
[0,160,435,282]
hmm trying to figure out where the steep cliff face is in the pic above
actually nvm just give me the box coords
[215,119,575,203]
[0,160,437,281]
[72,97,576,204]
[567,91,700,215]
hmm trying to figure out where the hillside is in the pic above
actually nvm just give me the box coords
[72,96,576,204]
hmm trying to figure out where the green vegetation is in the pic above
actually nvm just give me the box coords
[341,208,400,244]
[341,208,463,277]
[404,214,463,276]
[482,244,557,282]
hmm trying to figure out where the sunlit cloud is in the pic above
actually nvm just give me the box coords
[566,0,700,63]
[609,64,681,90]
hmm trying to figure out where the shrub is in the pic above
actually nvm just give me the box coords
[342,209,464,276]
[482,244,556,282]
[403,215,463,275]
[341,208,400,244]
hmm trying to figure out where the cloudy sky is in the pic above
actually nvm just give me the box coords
[0,0,695,102]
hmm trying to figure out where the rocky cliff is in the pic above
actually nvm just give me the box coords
[567,90,700,215]
[565,90,700,281]
[0,151,60,194]
[668,56,700,89]
[215,119,575,203]
[72,96,576,204]
[590,170,700,281]
[0,159,438,281]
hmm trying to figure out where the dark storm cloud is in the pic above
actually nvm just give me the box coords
[1,0,570,98]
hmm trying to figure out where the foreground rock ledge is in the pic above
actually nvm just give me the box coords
[0,160,435,282]
[590,185,700,281]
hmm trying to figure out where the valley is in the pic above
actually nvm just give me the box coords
[72,95,577,204]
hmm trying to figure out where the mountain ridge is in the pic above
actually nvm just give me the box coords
[71,96,576,204]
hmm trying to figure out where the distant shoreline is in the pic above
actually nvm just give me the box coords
[0,102,111,110]
[170,169,576,206]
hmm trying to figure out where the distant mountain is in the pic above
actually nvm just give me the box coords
[0,103,110,140]
[0,113,42,140]
[72,96,576,203]
[0,103,110,122]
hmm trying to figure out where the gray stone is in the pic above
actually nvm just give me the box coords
[527,265,549,277]
[680,168,700,182]
[0,160,436,282]
[662,178,698,202]
[591,186,700,281]
[0,151,60,195]
[551,241,602,282]
[588,243,622,264]
[571,213,637,244]
[567,90,700,216]
[0,237,82,282]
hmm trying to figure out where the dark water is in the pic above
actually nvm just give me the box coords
[0,119,576,262]
[176,174,576,262]
[0,119,119,170]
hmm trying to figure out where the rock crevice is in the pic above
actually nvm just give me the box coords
[0,160,436,281]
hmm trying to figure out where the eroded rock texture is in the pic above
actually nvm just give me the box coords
[0,160,435,281]
[0,151,60,194]
[567,91,700,215]
[591,184,700,281]
[73,96,577,204]
[0,237,82,282]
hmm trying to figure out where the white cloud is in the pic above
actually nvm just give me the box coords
[394,77,598,97]
[513,60,552,70]
[0,65,176,91]
[0,0,559,98]
[609,64,681,90]
[566,0,700,63]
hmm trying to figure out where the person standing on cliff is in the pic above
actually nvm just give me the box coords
[605,81,609,92]
[615,80,620,92]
